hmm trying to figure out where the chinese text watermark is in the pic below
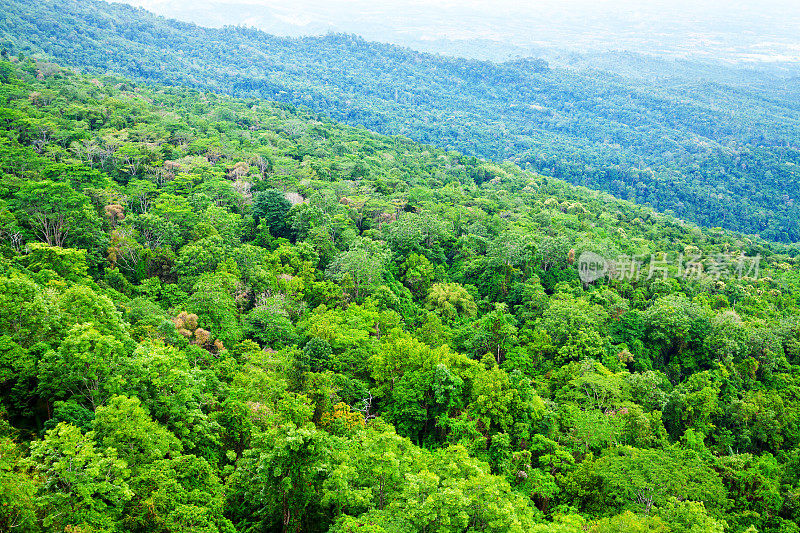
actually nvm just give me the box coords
[577,251,760,283]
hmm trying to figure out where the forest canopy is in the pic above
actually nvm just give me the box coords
[2,0,800,241]
[1,50,800,533]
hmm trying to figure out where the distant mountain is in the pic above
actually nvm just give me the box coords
[116,0,800,67]
[3,0,800,241]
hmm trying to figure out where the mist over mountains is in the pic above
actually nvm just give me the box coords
[118,0,800,69]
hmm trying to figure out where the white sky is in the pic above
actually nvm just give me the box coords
[119,0,800,18]
[115,0,800,62]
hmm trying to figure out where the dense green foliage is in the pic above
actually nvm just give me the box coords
[3,58,800,532]
[3,0,800,241]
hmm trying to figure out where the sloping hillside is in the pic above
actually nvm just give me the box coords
[3,0,800,241]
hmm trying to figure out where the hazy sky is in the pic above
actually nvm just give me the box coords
[117,0,800,63]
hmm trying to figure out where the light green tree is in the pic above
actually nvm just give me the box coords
[27,423,132,531]
[326,238,390,301]
[38,323,125,409]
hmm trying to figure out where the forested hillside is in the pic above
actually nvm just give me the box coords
[3,56,800,532]
[3,0,800,241]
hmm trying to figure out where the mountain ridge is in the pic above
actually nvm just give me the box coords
[2,0,800,243]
